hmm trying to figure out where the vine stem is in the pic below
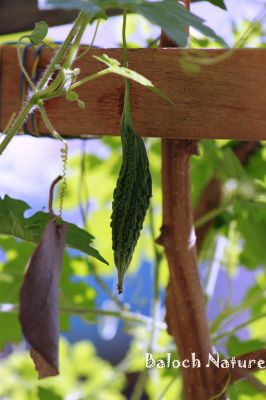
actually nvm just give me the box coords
[39,105,68,217]
[122,9,132,127]
[0,100,35,155]
[38,11,87,90]
[212,312,266,343]
[69,68,111,90]
[0,11,88,156]
[63,12,90,70]
[17,37,36,90]
[76,18,101,61]
[0,303,166,330]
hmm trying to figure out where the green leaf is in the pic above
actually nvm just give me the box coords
[38,387,62,400]
[43,1,227,47]
[192,0,227,10]
[66,90,79,102]
[28,21,49,45]
[77,99,86,109]
[97,53,121,67]
[227,336,266,357]
[133,1,227,47]
[91,10,108,23]
[0,313,22,349]
[221,147,247,181]
[237,211,266,269]
[44,0,101,14]
[94,54,174,104]
[0,195,108,265]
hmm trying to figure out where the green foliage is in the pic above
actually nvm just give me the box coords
[0,339,126,400]
[95,54,173,102]
[0,195,107,264]
[0,237,99,347]
[1,3,266,399]
[43,0,227,47]
[192,0,227,10]
[228,377,266,400]
[27,21,49,45]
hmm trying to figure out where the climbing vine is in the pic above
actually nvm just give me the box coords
[1,1,266,399]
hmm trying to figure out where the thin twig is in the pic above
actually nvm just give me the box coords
[48,175,62,216]
[60,306,167,330]
[158,374,179,400]
[230,349,266,383]
[212,313,266,343]
[245,375,266,393]
[0,303,167,330]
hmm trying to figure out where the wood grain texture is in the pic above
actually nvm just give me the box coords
[1,46,266,140]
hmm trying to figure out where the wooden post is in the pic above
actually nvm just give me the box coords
[158,1,226,398]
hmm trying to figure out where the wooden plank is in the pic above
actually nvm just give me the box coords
[1,46,266,140]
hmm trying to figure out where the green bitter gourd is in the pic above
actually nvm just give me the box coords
[111,109,152,293]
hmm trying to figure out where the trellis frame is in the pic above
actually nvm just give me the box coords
[0,2,266,399]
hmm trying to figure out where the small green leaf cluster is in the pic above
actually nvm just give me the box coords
[27,21,49,45]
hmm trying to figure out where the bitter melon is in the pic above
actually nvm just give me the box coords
[111,10,152,293]
[111,110,152,294]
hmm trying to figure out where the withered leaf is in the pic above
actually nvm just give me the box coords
[19,219,68,379]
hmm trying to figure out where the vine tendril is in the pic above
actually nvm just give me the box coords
[39,105,68,218]
[59,145,68,217]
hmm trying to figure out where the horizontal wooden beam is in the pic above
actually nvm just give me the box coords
[1,46,266,141]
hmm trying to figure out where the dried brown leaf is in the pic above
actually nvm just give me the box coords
[19,219,68,378]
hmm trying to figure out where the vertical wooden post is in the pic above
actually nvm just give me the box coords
[159,1,226,398]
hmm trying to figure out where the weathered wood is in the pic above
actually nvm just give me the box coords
[159,16,226,399]
[1,45,266,140]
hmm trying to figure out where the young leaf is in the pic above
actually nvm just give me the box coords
[94,54,174,104]
[66,90,79,102]
[77,99,86,109]
[0,195,107,264]
[19,220,68,378]
[28,21,49,45]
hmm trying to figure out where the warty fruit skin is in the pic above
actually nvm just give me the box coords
[111,118,152,293]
